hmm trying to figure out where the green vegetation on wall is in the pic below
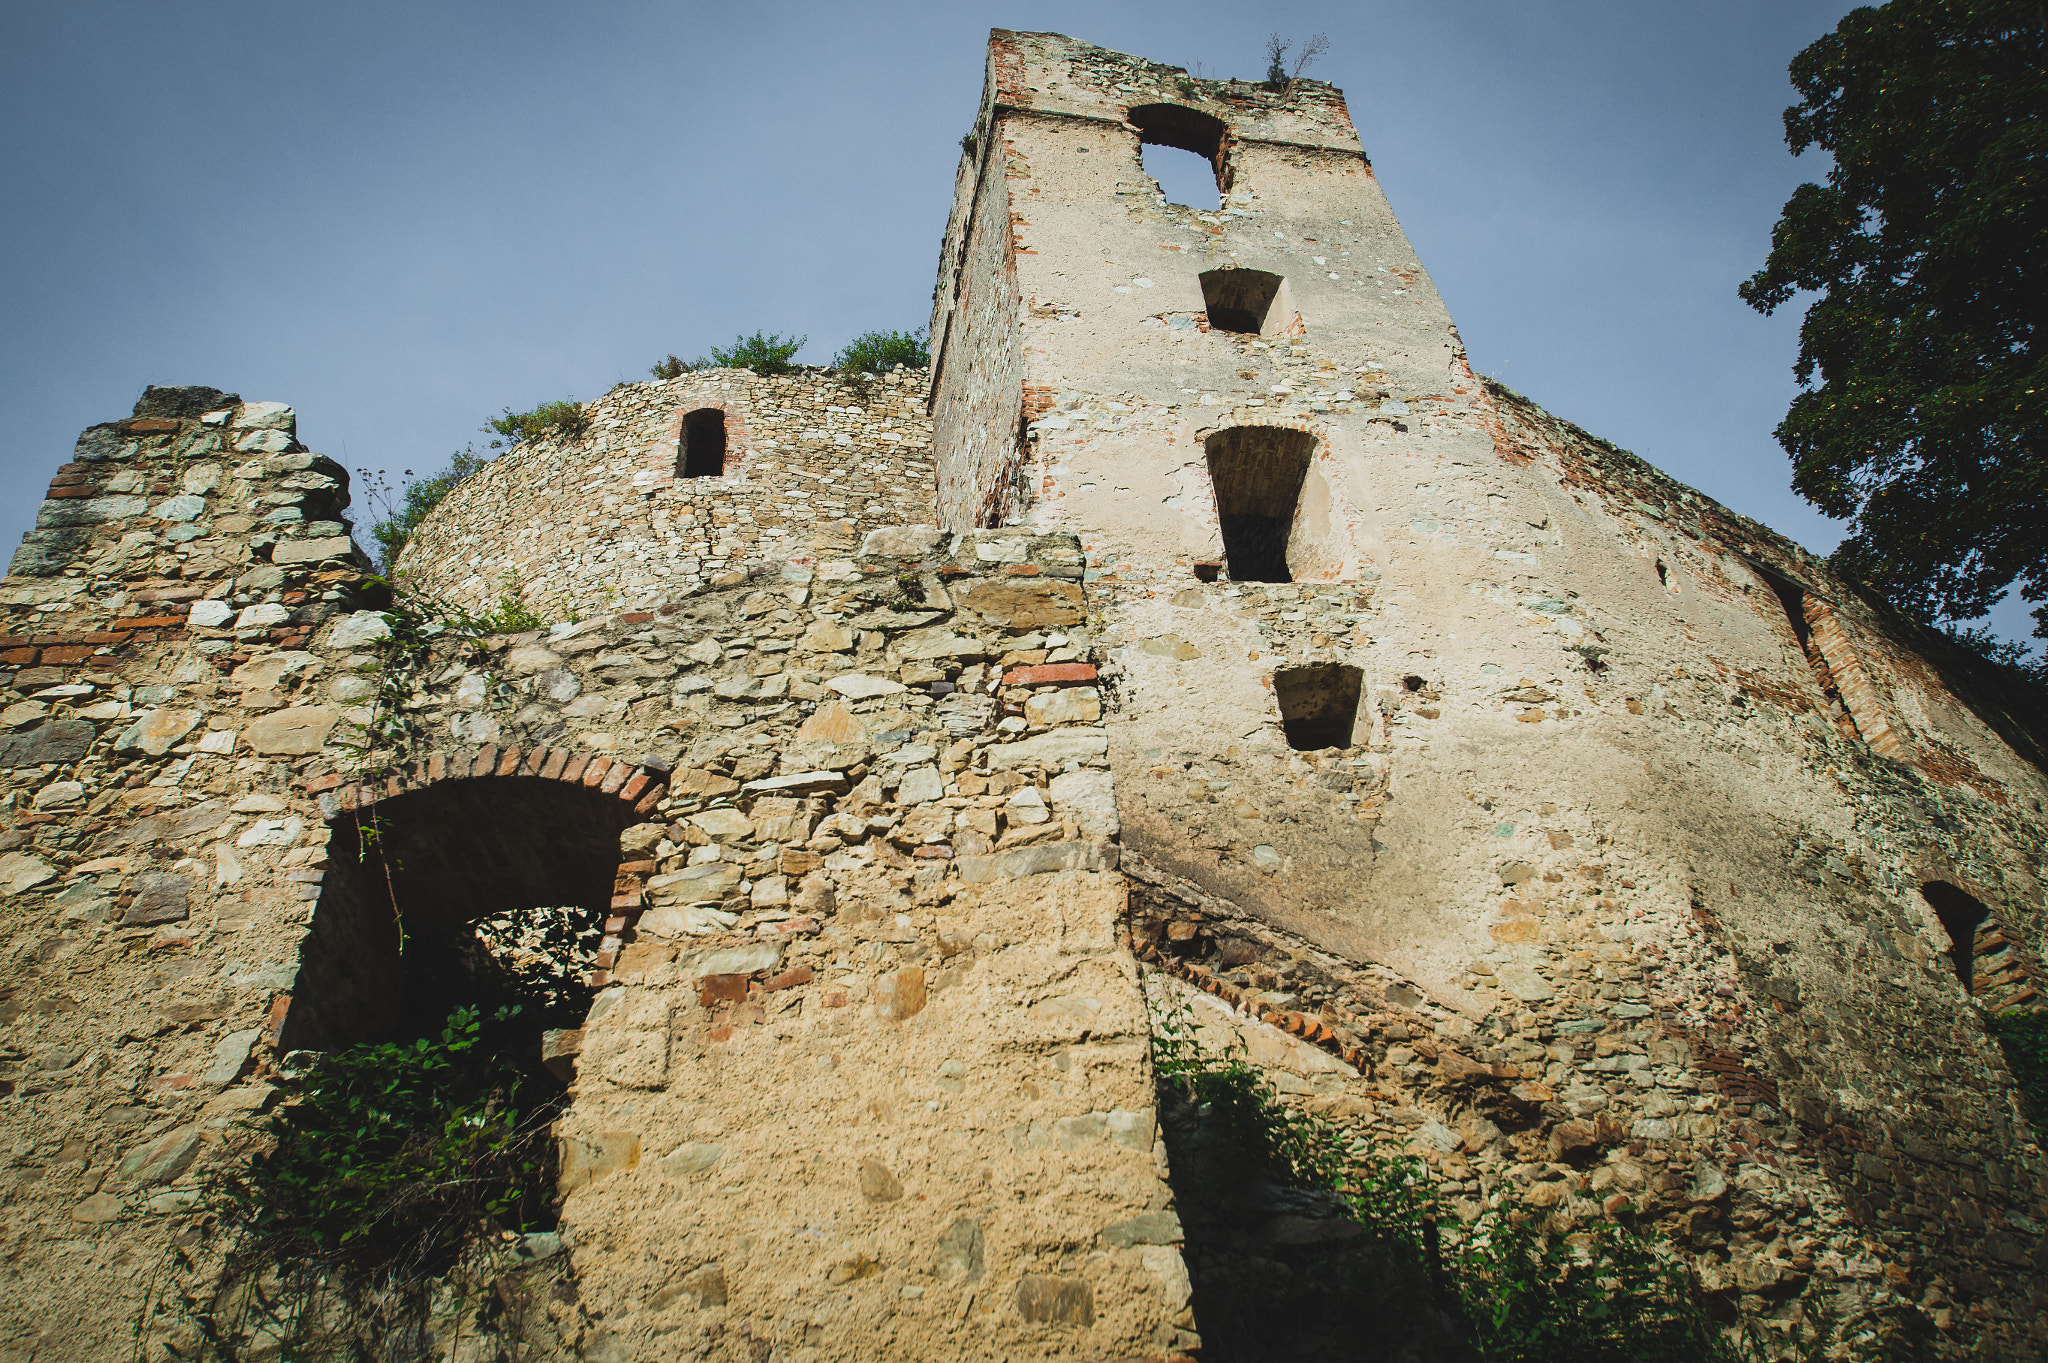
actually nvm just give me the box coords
[1147,995,1860,1362]
[833,328,929,373]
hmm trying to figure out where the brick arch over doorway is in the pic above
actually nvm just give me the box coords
[283,746,668,1050]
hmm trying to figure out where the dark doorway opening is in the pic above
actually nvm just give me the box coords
[1205,426,1317,582]
[680,408,728,479]
[1921,881,1990,992]
[1274,665,1363,750]
[284,776,636,1052]
[1200,269,1283,335]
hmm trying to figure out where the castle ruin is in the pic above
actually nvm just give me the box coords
[1,29,2043,1363]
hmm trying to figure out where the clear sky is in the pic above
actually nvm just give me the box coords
[4,1,2027,644]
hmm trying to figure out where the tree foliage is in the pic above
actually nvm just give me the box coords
[1740,0,2048,639]
[364,446,488,574]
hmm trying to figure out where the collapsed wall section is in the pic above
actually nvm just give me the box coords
[396,367,936,618]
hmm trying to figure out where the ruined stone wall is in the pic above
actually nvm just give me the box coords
[929,91,1028,531]
[930,29,2048,1357]
[396,367,935,618]
[0,394,1195,1361]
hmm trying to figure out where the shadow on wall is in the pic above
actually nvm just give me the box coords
[1200,269,1284,335]
[282,776,638,1051]
[1274,665,1364,751]
[1206,426,1317,583]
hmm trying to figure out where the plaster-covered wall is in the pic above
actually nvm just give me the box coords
[930,29,2048,1357]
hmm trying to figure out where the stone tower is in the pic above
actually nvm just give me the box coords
[929,28,2048,1356]
[0,27,2043,1363]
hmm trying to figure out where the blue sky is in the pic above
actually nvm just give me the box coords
[5,1,2026,644]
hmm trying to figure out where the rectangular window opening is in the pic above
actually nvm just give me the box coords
[1200,268,1283,336]
[1274,664,1363,751]
[680,408,727,478]
[1205,425,1316,582]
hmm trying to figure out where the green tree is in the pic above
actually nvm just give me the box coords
[1740,0,2048,641]
[366,446,488,574]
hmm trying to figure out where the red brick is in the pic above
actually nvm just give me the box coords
[0,648,36,666]
[609,892,643,911]
[540,750,568,781]
[495,747,522,777]
[619,771,651,803]
[559,753,590,784]
[707,1025,735,1043]
[45,485,97,499]
[699,974,751,1006]
[1004,662,1098,687]
[31,632,86,646]
[580,756,613,788]
[264,994,292,1045]
[122,416,178,433]
[114,616,184,631]
[764,966,814,992]
[39,646,94,665]
[1002,563,1042,575]
[599,760,629,794]
[427,753,447,783]
[617,859,658,875]
[471,745,497,777]
[619,611,655,624]
[303,773,344,794]
[633,785,665,815]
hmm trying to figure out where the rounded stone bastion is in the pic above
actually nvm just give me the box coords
[397,366,936,618]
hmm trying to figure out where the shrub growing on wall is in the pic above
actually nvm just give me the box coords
[833,328,929,374]
[706,331,806,375]
[486,398,591,448]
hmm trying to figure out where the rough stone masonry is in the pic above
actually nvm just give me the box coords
[0,26,2043,1363]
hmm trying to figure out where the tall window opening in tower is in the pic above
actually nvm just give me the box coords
[1921,881,1990,993]
[1204,425,1317,582]
[1200,269,1285,335]
[1274,664,1364,750]
[1128,103,1228,210]
[679,408,728,478]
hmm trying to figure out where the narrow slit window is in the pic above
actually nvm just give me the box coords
[1921,881,1989,993]
[679,408,727,478]
[1200,269,1283,335]
[1204,425,1316,582]
[1128,103,1228,210]
[1274,664,1363,751]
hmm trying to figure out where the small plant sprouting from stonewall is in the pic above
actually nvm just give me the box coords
[1264,32,1328,91]
[834,328,929,374]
